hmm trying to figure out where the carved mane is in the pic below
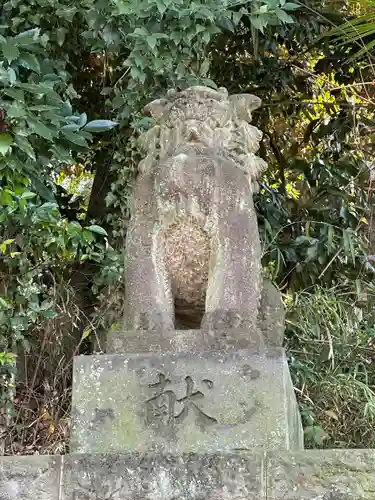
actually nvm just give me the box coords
[137,86,267,183]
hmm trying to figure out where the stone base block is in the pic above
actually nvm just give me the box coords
[267,450,375,499]
[71,348,303,454]
[2,450,375,499]
[0,455,61,500]
[62,452,264,499]
[106,327,265,354]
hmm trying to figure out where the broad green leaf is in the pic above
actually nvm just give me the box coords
[14,135,35,160]
[56,6,78,22]
[1,41,19,62]
[232,11,243,26]
[7,68,16,85]
[66,116,81,123]
[275,8,294,23]
[61,129,88,147]
[306,243,318,262]
[17,83,58,97]
[250,15,268,33]
[0,239,14,253]
[79,112,87,128]
[83,120,118,132]
[112,95,125,109]
[156,0,167,14]
[0,188,14,206]
[283,2,300,10]
[0,133,13,155]
[20,191,37,199]
[14,28,40,45]
[11,315,28,331]
[56,27,67,47]
[146,35,158,50]
[0,296,12,309]
[29,105,60,112]
[61,123,80,131]
[40,299,53,311]
[200,58,210,76]
[42,310,57,319]
[28,172,55,201]
[217,15,235,32]
[27,118,55,141]
[60,101,73,116]
[87,225,108,236]
[265,0,279,7]
[3,88,24,101]
[80,328,92,341]
[19,53,41,73]
[49,144,73,162]
[7,102,27,118]
[130,66,146,83]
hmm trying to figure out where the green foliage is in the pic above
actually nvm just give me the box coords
[0,22,119,377]
[286,286,375,448]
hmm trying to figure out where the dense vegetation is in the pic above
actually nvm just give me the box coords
[0,0,375,454]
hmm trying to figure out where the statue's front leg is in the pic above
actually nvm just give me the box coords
[201,208,262,335]
[124,217,175,332]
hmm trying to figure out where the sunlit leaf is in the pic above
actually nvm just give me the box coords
[0,133,13,155]
[87,225,108,236]
[83,120,118,132]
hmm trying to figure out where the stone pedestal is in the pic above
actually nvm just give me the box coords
[71,347,303,454]
[2,451,375,499]
[62,452,264,499]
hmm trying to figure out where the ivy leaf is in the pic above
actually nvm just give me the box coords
[87,225,108,236]
[83,120,118,132]
[19,53,41,73]
[56,6,77,22]
[275,8,294,23]
[14,28,40,45]
[146,34,158,50]
[56,27,67,47]
[1,41,19,62]
[0,133,13,156]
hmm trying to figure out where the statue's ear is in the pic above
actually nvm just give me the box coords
[143,98,169,120]
[229,94,262,122]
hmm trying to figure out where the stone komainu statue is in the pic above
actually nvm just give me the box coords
[124,86,284,343]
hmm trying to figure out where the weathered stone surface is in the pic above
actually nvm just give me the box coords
[62,452,264,499]
[106,327,265,354]
[267,450,375,499]
[71,348,302,454]
[0,455,61,500]
[124,86,267,333]
[259,278,285,347]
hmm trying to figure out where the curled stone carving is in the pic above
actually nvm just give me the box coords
[124,85,269,333]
